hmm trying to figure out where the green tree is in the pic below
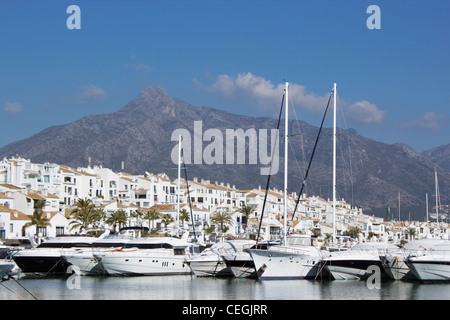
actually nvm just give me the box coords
[179,208,190,231]
[346,226,362,240]
[324,233,333,245]
[131,208,144,227]
[106,209,128,233]
[210,211,234,238]
[239,204,254,232]
[161,214,174,231]
[406,227,416,240]
[69,198,102,233]
[144,209,160,232]
[21,199,50,237]
[203,224,216,242]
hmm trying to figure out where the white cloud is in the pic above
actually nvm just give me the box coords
[63,84,107,104]
[125,54,152,73]
[201,72,329,113]
[131,63,152,72]
[403,112,447,131]
[79,84,107,101]
[197,72,385,125]
[4,102,23,114]
[346,100,385,124]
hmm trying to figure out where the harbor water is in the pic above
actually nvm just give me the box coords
[2,274,450,300]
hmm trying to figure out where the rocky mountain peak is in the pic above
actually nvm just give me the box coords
[0,86,448,220]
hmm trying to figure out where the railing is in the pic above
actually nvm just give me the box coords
[265,245,312,256]
[406,248,450,261]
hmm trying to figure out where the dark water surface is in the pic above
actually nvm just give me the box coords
[2,275,450,300]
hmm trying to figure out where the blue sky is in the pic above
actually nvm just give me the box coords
[0,0,449,153]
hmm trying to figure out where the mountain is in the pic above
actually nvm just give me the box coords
[0,86,449,220]
[421,143,450,172]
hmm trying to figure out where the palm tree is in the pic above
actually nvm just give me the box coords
[144,209,160,232]
[203,224,216,243]
[69,198,101,233]
[21,199,50,238]
[346,226,362,241]
[324,233,333,245]
[131,208,144,227]
[179,208,190,231]
[161,214,174,231]
[239,204,254,232]
[106,209,128,233]
[406,227,416,240]
[210,211,234,239]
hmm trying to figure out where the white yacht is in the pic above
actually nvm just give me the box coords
[406,241,450,281]
[61,235,134,276]
[0,261,15,279]
[186,240,253,277]
[380,238,447,280]
[13,235,97,274]
[246,235,323,280]
[94,237,198,276]
[221,240,279,279]
[323,242,398,280]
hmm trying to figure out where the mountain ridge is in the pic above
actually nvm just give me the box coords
[0,86,448,220]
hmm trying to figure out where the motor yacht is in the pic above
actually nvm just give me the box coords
[94,237,199,276]
[186,240,255,278]
[13,235,97,274]
[323,242,398,280]
[380,238,447,280]
[245,235,323,280]
[406,241,450,281]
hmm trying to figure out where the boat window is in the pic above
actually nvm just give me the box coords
[174,248,185,256]
[123,243,173,249]
[38,242,92,248]
[189,246,201,254]
[92,242,127,248]
[287,237,311,246]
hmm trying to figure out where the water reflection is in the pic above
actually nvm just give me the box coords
[1,275,450,300]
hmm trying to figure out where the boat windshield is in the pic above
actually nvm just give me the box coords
[287,236,312,246]
[38,242,93,248]
[122,242,173,249]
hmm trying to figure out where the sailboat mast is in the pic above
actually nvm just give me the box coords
[435,169,439,228]
[177,135,181,234]
[333,83,337,244]
[284,82,289,245]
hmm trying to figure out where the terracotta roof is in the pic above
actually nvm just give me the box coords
[10,209,31,220]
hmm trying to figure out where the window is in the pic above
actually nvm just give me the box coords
[56,227,65,236]
[37,227,47,237]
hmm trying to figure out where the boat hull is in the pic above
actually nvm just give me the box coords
[325,260,384,280]
[62,251,106,276]
[221,254,256,278]
[247,248,321,280]
[0,262,15,278]
[380,254,415,280]
[187,259,232,277]
[96,250,191,276]
[13,249,70,274]
[407,260,450,281]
